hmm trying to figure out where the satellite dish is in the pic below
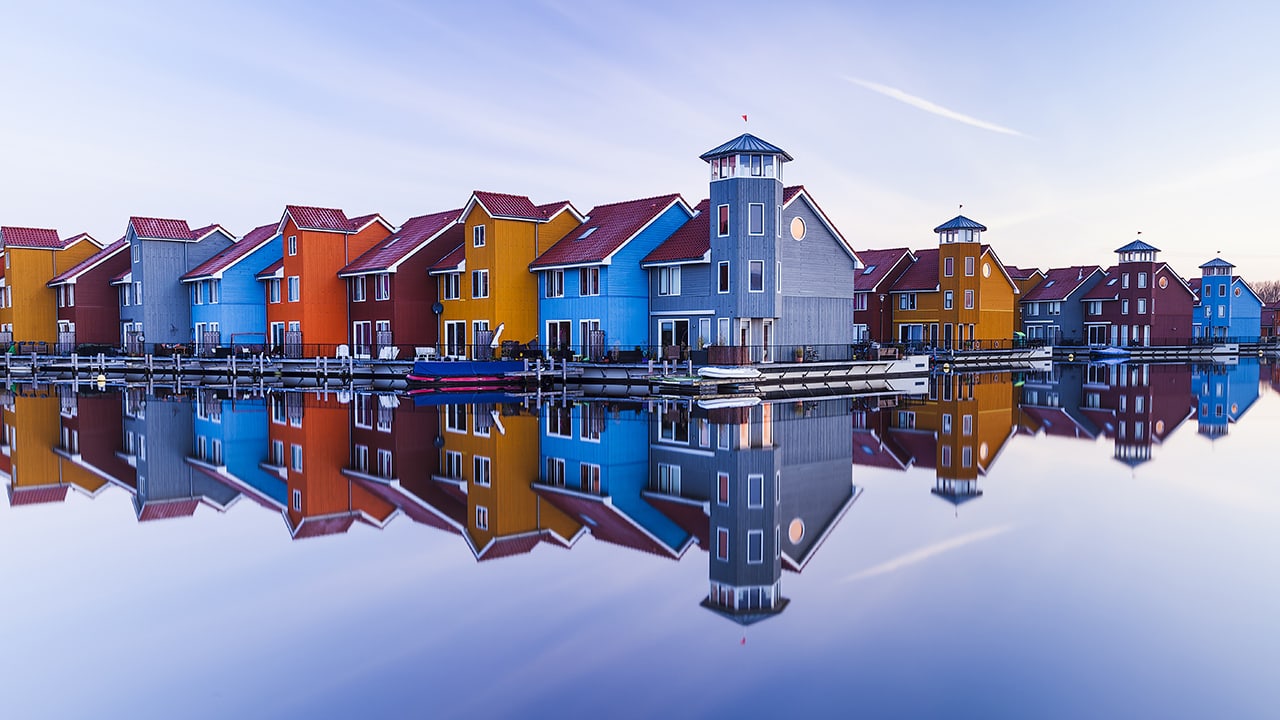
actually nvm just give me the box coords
[433,435,445,449]
[432,302,444,314]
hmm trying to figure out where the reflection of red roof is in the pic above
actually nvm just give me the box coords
[1023,266,1102,302]
[183,223,277,280]
[349,476,464,535]
[428,242,467,274]
[8,484,71,506]
[889,248,941,292]
[291,514,357,539]
[641,491,709,550]
[885,428,937,469]
[2,226,63,249]
[474,532,543,561]
[341,209,461,275]
[531,194,686,269]
[49,238,128,286]
[1021,406,1096,439]
[642,199,709,265]
[137,498,201,522]
[854,247,913,292]
[852,428,911,469]
[533,485,687,558]
[131,217,195,240]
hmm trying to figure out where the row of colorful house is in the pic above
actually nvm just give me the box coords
[3,132,1276,363]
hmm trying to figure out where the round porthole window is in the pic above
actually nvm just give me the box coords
[1234,287,1242,297]
[1158,276,1168,289]
[979,441,989,461]
[982,262,991,278]
[788,518,805,543]
[790,216,806,240]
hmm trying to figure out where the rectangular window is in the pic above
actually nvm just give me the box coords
[376,449,393,478]
[964,289,974,309]
[291,443,303,472]
[473,456,491,487]
[1138,272,1147,288]
[135,281,143,305]
[944,290,953,310]
[192,283,203,305]
[579,267,600,296]
[546,269,564,298]
[476,506,488,530]
[352,444,368,472]
[473,225,485,247]
[749,260,764,293]
[292,488,301,511]
[747,530,764,564]
[944,257,954,277]
[717,317,729,345]
[545,457,566,486]
[208,280,219,304]
[748,203,764,235]
[287,235,297,256]
[962,414,973,436]
[287,276,300,302]
[352,276,367,302]
[271,439,284,466]
[1137,298,1147,314]
[1122,299,1129,315]
[580,463,601,493]
[1218,284,1226,297]
[716,527,729,561]
[471,269,489,298]
[658,266,681,296]
[898,293,917,310]
[717,205,729,237]
[943,413,953,433]
[445,404,467,433]
[269,279,281,304]
[1217,305,1225,318]
[1122,273,1130,289]
[747,473,764,508]
[546,405,572,437]
[374,274,391,301]
[444,450,463,479]
[442,273,460,300]
[132,243,140,263]
[965,257,974,276]
[777,261,782,293]
[717,472,730,506]
[717,261,730,293]
[962,446,973,467]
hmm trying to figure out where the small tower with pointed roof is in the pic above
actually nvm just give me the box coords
[935,214,989,348]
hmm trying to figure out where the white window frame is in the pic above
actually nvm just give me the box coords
[473,455,491,486]
[352,276,367,302]
[287,235,297,256]
[287,276,300,302]
[748,260,764,293]
[747,529,764,564]
[747,203,764,236]
[658,266,681,296]
[442,273,460,300]
[473,225,486,248]
[471,269,489,299]
[717,261,730,294]
[747,473,764,508]
[717,204,729,237]
[374,273,391,301]
[579,267,600,297]
[546,269,564,298]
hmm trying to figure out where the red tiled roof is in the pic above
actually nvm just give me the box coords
[1005,265,1041,281]
[531,194,685,269]
[642,199,710,265]
[886,428,938,469]
[783,185,803,204]
[2,226,62,249]
[110,267,132,284]
[1023,265,1103,302]
[190,223,228,241]
[853,247,913,292]
[642,492,709,550]
[347,213,387,232]
[852,428,911,469]
[428,242,466,273]
[183,223,277,280]
[61,232,99,248]
[470,191,542,220]
[137,498,201,522]
[1021,406,1098,439]
[49,238,128,286]
[535,201,580,221]
[8,484,70,506]
[533,486,685,558]
[284,205,351,232]
[888,248,941,292]
[131,216,194,240]
[341,208,461,275]
[1082,267,1121,301]
[474,532,543,561]
[255,258,284,280]
[1189,277,1202,300]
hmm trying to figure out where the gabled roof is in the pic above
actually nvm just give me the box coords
[1,226,63,249]
[853,247,915,292]
[530,193,689,270]
[340,208,461,276]
[536,200,584,223]
[255,258,284,280]
[130,216,195,241]
[933,215,986,233]
[183,223,278,281]
[1004,265,1042,281]
[7,484,71,506]
[1189,277,1202,300]
[136,498,201,522]
[888,247,941,292]
[190,223,233,242]
[110,269,132,285]
[1199,257,1235,269]
[699,133,793,162]
[427,241,466,275]
[532,484,692,559]
[61,232,102,249]
[473,531,546,561]
[1023,265,1103,302]
[640,491,710,550]
[48,237,128,286]
[641,199,710,266]
[1081,267,1121,301]
[783,186,859,262]
[1115,238,1160,253]
[462,191,583,224]
[280,205,391,234]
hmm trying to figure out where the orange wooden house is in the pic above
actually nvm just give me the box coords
[266,206,393,356]
[430,191,581,358]
[0,227,103,346]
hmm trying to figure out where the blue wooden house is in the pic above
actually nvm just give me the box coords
[181,223,281,354]
[532,400,694,558]
[642,135,860,363]
[1192,361,1261,440]
[118,217,236,350]
[1194,257,1262,341]
[529,194,693,359]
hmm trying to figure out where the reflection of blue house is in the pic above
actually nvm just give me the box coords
[124,392,239,522]
[530,195,694,359]
[1192,360,1261,439]
[181,223,281,353]
[533,400,693,557]
[1194,257,1262,340]
[185,391,287,509]
[642,135,860,363]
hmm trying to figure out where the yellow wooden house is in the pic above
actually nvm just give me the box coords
[0,228,103,346]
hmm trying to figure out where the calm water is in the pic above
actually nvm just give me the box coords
[2,360,1278,719]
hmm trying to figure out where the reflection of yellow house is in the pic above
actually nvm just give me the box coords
[0,228,102,344]
[436,402,582,559]
[885,216,1019,346]
[1,391,103,506]
[434,192,581,357]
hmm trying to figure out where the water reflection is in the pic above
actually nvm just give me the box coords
[3,359,1274,625]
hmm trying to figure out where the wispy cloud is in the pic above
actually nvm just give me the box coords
[845,76,1027,137]
[841,524,1014,583]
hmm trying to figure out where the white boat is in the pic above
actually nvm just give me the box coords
[697,366,762,380]
[696,396,762,410]
[1090,345,1130,358]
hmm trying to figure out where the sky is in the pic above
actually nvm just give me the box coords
[3,0,1280,280]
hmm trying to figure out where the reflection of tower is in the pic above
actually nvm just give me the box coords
[1192,360,1261,440]
[1093,363,1194,467]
